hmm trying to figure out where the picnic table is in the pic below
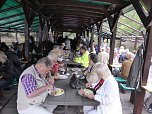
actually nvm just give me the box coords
[46,68,99,114]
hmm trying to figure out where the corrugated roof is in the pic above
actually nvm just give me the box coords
[0,0,39,32]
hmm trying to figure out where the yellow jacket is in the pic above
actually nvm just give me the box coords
[80,51,89,67]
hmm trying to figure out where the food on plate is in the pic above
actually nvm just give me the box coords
[51,88,64,96]
[78,88,93,96]
[83,89,93,95]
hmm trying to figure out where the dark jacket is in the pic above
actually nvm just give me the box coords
[0,61,13,79]
[126,44,143,91]
[5,51,22,76]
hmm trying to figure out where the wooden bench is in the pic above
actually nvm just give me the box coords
[119,83,135,94]
[115,77,127,83]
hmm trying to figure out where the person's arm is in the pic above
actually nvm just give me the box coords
[21,74,53,99]
[94,82,117,106]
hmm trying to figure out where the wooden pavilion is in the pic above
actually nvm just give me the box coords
[0,0,152,114]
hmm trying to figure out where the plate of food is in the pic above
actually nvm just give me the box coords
[49,88,64,96]
[71,68,77,72]
[78,88,93,96]
[76,75,85,79]
[59,75,68,79]
[59,68,65,72]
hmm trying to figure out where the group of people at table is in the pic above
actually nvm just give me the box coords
[0,43,136,114]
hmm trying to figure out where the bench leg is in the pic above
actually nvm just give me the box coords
[0,89,3,98]
[120,88,126,94]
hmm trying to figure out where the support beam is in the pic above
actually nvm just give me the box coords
[0,13,24,21]
[0,18,24,26]
[97,21,103,53]
[132,0,149,27]
[0,5,21,13]
[21,0,36,60]
[106,10,121,70]
[121,13,143,26]
[90,25,94,52]
[133,26,152,114]
[118,21,141,33]
[0,0,6,9]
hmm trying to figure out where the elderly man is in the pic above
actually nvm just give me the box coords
[84,53,100,87]
[17,57,56,114]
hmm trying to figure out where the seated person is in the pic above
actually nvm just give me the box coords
[80,64,122,114]
[5,46,22,82]
[17,57,56,114]
[84,53,100,87]
[79,46,89,68]
[48,49,64,79]
[120,52,134,80]
[0,51,13,89]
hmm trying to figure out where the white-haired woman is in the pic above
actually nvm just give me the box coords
[81,64,122,114]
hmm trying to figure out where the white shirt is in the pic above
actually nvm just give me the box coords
[94,76,122,114]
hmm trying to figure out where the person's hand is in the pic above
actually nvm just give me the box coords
[48,77,54,85]
[0,76,3,79]
[86,83,92,88]
[79,89,85,95]
[45,84,53,91]
[54,73,60,79]
[85,93,94,99]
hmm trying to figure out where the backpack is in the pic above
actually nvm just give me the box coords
[70,74,82,89]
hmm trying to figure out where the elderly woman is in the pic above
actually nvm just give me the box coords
[81,64,122,114]
[0,51,13,89]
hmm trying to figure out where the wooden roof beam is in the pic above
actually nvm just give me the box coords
[0,5,21,13]
[41,0,108,10]
[0,18,24,26]
[43,5,104,14]
[0,0,6,9]
[0,13,24,21]
[121,13,143,26]
[43,10,103,18]
[118,21,141,33]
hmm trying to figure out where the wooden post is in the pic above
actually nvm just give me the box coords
[90,25,94,52]
[97,21,103,53]
[87,29,89,38]
[21,0,36,60]
[134,37,138,50]
[15,29,18,42]
[0,0,6,9]
[119,37,122,47]
[131,0,152,113]
[24,19,30,60]
[38,16,45,51]
[133,26,152,114]
[105,10,122,68]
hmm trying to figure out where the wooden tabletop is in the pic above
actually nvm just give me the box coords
[142,83,152,93]
[46,68,99,106]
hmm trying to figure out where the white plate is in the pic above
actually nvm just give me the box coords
[49,88,64,96]
[59,68,65,72]
[78,89,93,96]
[59,75,68,79]
[78,75,85,79]
[65,73,70,76]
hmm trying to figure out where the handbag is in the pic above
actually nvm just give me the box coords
[70,74,82,89]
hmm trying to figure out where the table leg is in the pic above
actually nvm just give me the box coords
[77,106,80,114]
[65,106,68,114]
